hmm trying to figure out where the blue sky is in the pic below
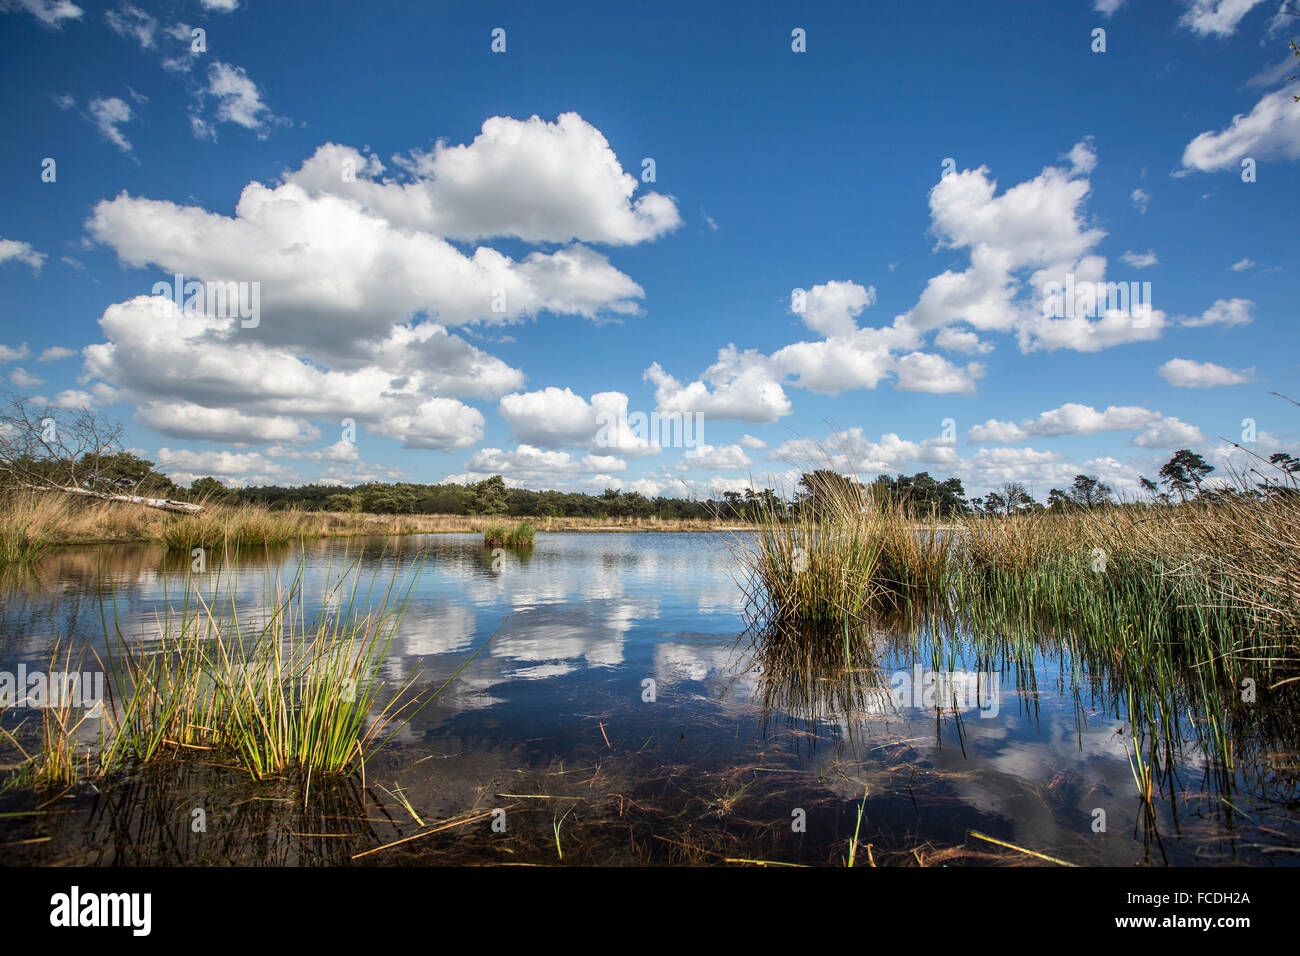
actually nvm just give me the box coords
[1,0,1297,500]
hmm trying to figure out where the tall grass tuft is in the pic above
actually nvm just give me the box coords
[158,506,308,552]
[483,520,535,549]
[98,557,426,780]
[732,487,888,631]
[0,643,100,787]
[0,494,56,565]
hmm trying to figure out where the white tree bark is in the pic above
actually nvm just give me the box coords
[24,484,204,514]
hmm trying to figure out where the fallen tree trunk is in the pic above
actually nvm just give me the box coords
[22,484,205,515]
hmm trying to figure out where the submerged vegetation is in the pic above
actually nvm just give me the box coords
[95,561,421,781]
[2,555,497,789]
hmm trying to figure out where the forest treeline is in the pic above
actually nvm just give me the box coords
[6,394,1291,522]
[90,448,1288,520]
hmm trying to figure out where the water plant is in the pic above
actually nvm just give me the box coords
[483,520,535,549]
[735,461,1300,670]
[95,556,426,781]
[730,488,889,631]
[732,451,1300,816]
[0,642,102,787]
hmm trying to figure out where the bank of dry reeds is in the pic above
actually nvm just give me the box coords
[0,492,740,563]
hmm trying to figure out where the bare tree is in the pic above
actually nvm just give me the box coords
[0,393,202,513]
[998,482,1034,515]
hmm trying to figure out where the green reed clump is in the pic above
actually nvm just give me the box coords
[98,559,424,780]
[951,503,1282,674]
[0,643,99,788]
[731,489,890,631]
[483,520,535,549]
[736,458,1300,673]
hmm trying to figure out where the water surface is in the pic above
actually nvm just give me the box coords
[2,532,1297,866]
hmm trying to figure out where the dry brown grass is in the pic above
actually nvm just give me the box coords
[0,491,743,555]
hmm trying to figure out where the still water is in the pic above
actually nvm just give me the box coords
[1,532,1296,866]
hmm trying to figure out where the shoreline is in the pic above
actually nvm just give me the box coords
[1,496,758,556]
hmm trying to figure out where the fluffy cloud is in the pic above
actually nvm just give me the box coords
[284,114,680,245]
[969,449,1150,498]
[83,296,491,450]
[446,447,674,494]
[1121,249,1158,268]
[0,238,45,271]
[770,331,900,394]
[269,439,359,464]
[1178,0,1270,36]
[462,444,628,480]
[965,445,1065,485]
[89,97,135,154]
[28,389,97,410]
[156,447,294,479]
[1182,86,1300,172]
[1065,140,1099,174]
[1158,358,1255,387]
[792,280,876,338]
[677,443,753,471]
[969,402,1203,448]
[1177,297,1253,327]
[773,428,958,476]
[1131,416,1205,448]
[646,142,1170,420]
[646,347,792,423]
[191,62,277,138]
[971,404,1157,442]
[365,397,485,451]
[765,425,1162,499]
[136,402,319,443]
[80,116,674,460]
[1,0,82,27]
[934,327,994,355]
[894,351,984,395]
[901,148,1105,335]
[897,144,1169,355]
[367,323,524,400]
[498,387,661,457]
[105,3,155,49]
[1017,302,1167,353]
[647,277,980,414]
[89,183,645,353]
[498,387,604,447]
